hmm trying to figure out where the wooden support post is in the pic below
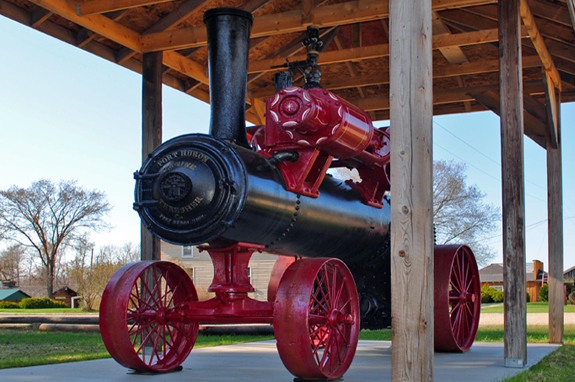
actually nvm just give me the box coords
[141,51,163,261]
[389,0,434,380]
[547,94,564,344]
[499,0,527,368]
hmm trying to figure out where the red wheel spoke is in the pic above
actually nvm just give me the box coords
[316,274,329,310]
[311,288,329,314]
[130,292,156,312]
[329,328,343,372]
[319,328,333,370]
[135,322,161,355]
[312,325,330,356]
[148,326,164,366]
[129,320,155,339]
[163,271,170,306]
[334,278,345,308]
[335,325,351,348]
[338,297,352,313]
[165,279,183,308]
[323,266,333,309]
[453,254,463,291]
[464,274,474,295]
[139,273,161,308]
[330,266,338,306]
[310,323,328,341]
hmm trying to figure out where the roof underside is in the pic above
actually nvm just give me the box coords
[1,0,574,147]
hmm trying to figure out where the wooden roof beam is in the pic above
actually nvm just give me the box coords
[27,0,143,52]
[30,6,52,28]
[336,80,547,114]
[432,11,471,110]
[162,50,209,86]
[249,28,506,75]
[543,70,560,149]
[469,90,547,148]
[251,55,543,98]
[160,0,276,97]
[141,0,497,52]
[76,0,173,16]
[519,0,562,90]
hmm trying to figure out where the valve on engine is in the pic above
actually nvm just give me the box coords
[257,28,391,207]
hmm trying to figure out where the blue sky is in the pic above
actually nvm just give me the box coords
[1,15,574,271]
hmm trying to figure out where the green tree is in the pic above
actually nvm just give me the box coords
[0,180,110,297]
[539,283,549,302]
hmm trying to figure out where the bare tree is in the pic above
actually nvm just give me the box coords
[0,179,111,297]
[0,244,26,283]
[433,160,500,266]
[68,241,139,310]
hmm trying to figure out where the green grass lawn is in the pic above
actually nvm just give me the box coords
[476,325,575,344]
[359,325,575,345]
[481,302,575,314]
[499,345,575,382]
[0,308,90,314]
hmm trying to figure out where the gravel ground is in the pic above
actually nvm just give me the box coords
[480,312,575,326]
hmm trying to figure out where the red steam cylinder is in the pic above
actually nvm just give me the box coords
[266,86,389,166]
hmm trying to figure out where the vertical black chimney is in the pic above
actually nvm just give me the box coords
[203,8,253,147]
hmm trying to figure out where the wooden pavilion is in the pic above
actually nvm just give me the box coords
[1,0,573,380]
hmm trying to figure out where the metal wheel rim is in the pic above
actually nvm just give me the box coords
[274,258,360,379]
[100,261,198,371]
[448,246,481,351]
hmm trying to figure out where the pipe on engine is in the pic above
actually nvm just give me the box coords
[203,8,253,147]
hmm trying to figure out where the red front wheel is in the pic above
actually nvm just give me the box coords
[100,261,198,371]
[434,245,481,352]
[274,258,360,380]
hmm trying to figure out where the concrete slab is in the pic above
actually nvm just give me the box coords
[0,341,559,382]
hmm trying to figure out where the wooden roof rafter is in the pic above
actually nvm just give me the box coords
[76,0,174,16]
[139,0,498,52]
[519,0,561,89]
[1,0,573,128]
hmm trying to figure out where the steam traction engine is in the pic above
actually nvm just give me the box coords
[99,7,481,381]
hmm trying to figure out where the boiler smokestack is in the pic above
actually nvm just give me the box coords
[203,8,253,147]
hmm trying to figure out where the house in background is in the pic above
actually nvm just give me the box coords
[565,265,575,280]
[52,287,79,308]
[161,242,281,301]
[479,260,547,302]
[0,280,31,303]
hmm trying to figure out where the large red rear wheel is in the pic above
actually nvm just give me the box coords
[274,258,360,380]
[100,261,198,371]
[434,245,481,352]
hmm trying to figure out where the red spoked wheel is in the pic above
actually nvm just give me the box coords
[434,245,481,352]
[274,258,360,380]
[100,261,198,372]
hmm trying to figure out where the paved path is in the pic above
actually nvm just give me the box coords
[0,340,559,382]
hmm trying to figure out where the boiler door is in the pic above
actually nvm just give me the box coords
[134,134,246,245]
